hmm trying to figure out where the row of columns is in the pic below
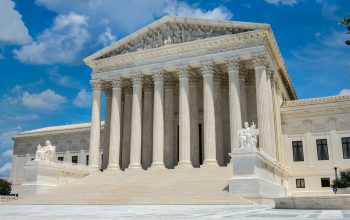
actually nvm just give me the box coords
[89,55,278,170]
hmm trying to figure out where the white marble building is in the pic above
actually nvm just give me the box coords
[11,16,350,197]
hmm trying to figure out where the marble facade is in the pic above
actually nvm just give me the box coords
[10,16,350,198]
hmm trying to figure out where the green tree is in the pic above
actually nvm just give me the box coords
[0,178,12,195]
[332,168,350,188]
[340,14,350,45]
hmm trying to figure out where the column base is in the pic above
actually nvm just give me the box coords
[202,159,219,167]
[107,164,120,170]
[128,163,142,169]
[176,161,192,168]
[151,162,165,169]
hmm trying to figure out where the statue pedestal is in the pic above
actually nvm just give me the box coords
[229,147,287,199]
[17,161,92,197]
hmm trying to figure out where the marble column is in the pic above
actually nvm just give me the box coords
[152,72,165,168]
[225,58,242,152]
[239,65,248,124]
[142,78,153,169]
[213,70,224,166]
[129,75,143,169]
[177,66,192,167]
[164,79,175,168]
[102,84,112,169]
[89,80,103,169]
[272,76,283,161]
[254,55,272,154]
[201,62,217,166]
[266,70,277,158]
[121,84,132,170]
[221,76,231,164]
[189,71,200,167]
[108,78,122,170]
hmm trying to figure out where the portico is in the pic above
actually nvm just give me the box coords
[84,16,296,171]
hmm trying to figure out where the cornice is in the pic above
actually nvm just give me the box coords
[282,95,350,107]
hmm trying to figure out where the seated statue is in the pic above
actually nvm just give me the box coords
[238,122,258,148]
[34,140,56,162]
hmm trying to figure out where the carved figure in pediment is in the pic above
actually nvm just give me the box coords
[144,35,153,49]
[154,31,164,47]
[134,38,145,51]
[173,25,183,43]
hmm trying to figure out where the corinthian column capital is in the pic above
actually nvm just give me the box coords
[225,56,240,72]
[111,77,122,88]
[90,80,103,91]
[131,74,143,85]
[176,65,190,79]
[152,70,165,83]
[200,62,214,76]
[252,53,269,68]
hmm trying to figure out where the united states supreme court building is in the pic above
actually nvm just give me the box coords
[10,16,350,203]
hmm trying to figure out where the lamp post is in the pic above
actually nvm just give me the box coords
[334,166,338,180]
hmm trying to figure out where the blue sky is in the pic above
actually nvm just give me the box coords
[0,0,349,177]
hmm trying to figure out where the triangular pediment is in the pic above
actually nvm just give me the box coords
[84,16,270,63]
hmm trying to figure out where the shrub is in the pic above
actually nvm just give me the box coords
[0,178,12,195]
[332,168,350,188]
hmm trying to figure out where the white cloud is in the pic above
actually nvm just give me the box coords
[13,12,89,64]
[97,27,116,47]
[0,162,11,175]
[21,89,67,110]
[0,53,4,60]
[316,0,339,20]
[0,127,21,147]
[165,1,233,20]
[36,0,233,34]
[264,0,298,6]
[0,0,31,45]
[73,88,92,108]
[9,114,39,121]
[48,68,80,88]
[1,150,12,158]
[338,89,350,96]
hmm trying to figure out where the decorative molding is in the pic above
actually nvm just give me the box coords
[282,95,350,107]
[252,53,268,68]
[131,74,143,85]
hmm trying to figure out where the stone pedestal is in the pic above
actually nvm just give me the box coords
[229,147,287,198]
[17,161,92,197]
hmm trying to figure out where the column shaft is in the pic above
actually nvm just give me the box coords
[178,67,192,167]
[164,81,175,168]
[89,80,102,169]
[202,63,217,166]
[108,79,122,170]
[214,74,224,166]
[255,58,271,153]
[190,75,200,167]
[121,87,132,169]
[226,59,242,152]
[102,86,112,169]
[142,80,153,169]
[129,76,143,168]
[152,73,165,168]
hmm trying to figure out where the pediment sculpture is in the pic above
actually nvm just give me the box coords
[239,122,258,148]
[34,140,56,162]
[97,23,252,59]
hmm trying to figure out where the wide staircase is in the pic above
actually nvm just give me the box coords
[16,166,253,205]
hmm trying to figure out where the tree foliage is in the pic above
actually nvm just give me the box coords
[340,14,350,45]
[332,169,350,188]
[0,178,12,195]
